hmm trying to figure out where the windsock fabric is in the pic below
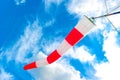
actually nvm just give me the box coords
[24,16,95,70]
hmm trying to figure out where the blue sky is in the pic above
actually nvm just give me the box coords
[0,0,120,80]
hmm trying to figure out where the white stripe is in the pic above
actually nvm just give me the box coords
[57,40,72,56]
[75,16,95,35]
[36,58,49,67]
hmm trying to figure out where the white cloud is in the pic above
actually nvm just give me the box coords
[14,0,26,5]
[29,52,85,80]
[0,67,14,80]
[94,19,107,30]
[44,19,55,27]
[3,19,42,63]
[94,31,120,80]
[107,14,120,29]
[67,0,104,17]
[43,0,63,12]
[44,0,63,8]
[67,46,95,63]
[75,46,95,62]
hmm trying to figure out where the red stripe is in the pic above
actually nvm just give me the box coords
[47,50,61,64]
[65,28,84,46]
[24,62,37,70]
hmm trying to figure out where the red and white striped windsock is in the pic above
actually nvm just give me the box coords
[24,16,95,70]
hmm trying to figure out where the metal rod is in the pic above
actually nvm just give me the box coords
[91,11,120,19]
[106,17,120,34]
[110,5,120,13]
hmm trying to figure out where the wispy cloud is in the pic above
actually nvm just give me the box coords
[44,19,55,27]
[41,39,61,55]
[0,67,14,80]
[14,0,26,5]
[3,19,42,63]
[43,0,63,12]
[44,0,63,8]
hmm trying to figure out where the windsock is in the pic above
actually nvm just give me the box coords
[24,16,95,70]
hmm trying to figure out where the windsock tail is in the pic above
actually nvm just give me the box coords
[24,62,37,70]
